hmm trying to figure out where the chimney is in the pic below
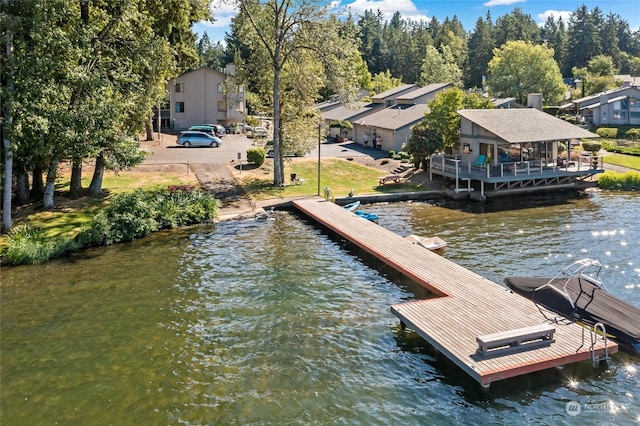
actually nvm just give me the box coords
[527,93,543,111]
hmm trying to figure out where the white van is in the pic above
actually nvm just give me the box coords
[252,126,268,138]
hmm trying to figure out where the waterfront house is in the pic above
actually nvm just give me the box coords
[168,65,246,130]
[430,108,603,199]
[561,86,640,126]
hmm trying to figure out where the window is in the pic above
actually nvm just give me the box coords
[175,102,185,113]
[217,83,224,93]
[218,100,227,112]
[175,83,183,92]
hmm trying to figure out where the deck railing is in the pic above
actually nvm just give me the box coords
[431,153,603,180]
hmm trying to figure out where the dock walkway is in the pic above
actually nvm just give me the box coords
[292,197,617,386]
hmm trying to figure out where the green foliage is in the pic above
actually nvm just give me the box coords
[601,141,640,156]
[247,147,267,166]
[426,88,494,153]
[419,45,462,87]
[329,120,353,129]
[624,128,640,141]
[78,189,218,246]
[370,71,403,93]
[581,141,601,152]
[1,224,78,265]
[406,120,443,169]
[596,128,618,139]
[488,40,565,105]
[598,171,640,190]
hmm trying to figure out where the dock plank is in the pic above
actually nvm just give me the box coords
[292,197,617,385]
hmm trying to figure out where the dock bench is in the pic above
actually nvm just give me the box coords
[476,324,555,355]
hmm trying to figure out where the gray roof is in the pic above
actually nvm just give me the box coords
[395,83,452,101]
[358,104,429,131]
[371,84,417,101]
[322,102,381,121]
[457,109,599,143]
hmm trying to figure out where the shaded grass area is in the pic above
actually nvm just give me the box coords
[239,158,425,200]
[1,171,197,251]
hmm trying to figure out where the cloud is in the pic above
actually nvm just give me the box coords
[483,0,525,6]
[207,0,239,29]
[537,9,572,24]
[339,0,429,22]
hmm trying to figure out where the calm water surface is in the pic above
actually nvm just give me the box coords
[1,190,639,425]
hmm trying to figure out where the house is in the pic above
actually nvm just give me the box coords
[168,65,246,130]
[561,86,640,126]
[320,83,453,149]
[430,108,603,199]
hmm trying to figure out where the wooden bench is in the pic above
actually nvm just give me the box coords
[378,175,403,185]
[168,184,195,193]
[476,324,555,355]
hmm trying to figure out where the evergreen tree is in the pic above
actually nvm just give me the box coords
[466,12,494,88]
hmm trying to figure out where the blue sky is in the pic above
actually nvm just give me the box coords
[193,0,640,42]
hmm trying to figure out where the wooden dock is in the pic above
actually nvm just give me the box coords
[292,197,617,386]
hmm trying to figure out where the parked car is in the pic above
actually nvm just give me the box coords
[189,124,225,137]
[205,124,226,137]
[177,131,222,148]
[252,126,268,138]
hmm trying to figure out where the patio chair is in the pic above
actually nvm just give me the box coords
[472,155,487,167]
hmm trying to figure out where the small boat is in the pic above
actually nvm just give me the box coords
[504,258,640,356]
[405,235,447,255]
[354,210,379,223]
[343,200,360,212]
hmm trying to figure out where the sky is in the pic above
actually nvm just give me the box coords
[193,0,640,43]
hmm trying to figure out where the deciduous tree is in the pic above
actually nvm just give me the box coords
[487,40,565,105]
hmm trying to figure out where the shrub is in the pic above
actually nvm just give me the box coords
[625,128,640,141]
[247,147,266,166]
[155,191,219,228]
[388,150,396,158]
[1,224,78,265]
[581,141,602,152]
[595,128,618,139]
[81,189,158,245]
[598,170,640,190]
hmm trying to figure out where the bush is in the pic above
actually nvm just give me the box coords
[247,147,266,166]
[625,128,640,141]
[598,170,640,190]
[388,150,396,158]
[595,128,618,139]
[581,141,602,152]
[1,224,78,265]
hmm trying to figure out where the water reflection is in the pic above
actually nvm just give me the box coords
[1,192,639,424]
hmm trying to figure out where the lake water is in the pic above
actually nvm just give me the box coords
[1,190,639,425]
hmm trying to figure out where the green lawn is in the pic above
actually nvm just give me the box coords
[239,158,427,200]
[603,152,640,170]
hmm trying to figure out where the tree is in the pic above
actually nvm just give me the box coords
[426,88,493,153]
[493,7,541,47]
[406,120,443,170]
[541,15,568,76]
[233,0,359,186]
[466,13,494,88]
[566,5,602,71]
[419,45,462,87]
[572,55,619,96]
[370,70,402,94]
[487,41,566,105]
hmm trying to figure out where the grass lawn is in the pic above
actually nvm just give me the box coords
[603,152,640,170]
[238,158,427,200]
[1,168,198,250]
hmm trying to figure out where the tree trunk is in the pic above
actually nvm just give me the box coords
[145,119,154,141]
[272,62,283,186]
[43,156,59,210]
[88,154,105,196]
[2,5,14,233]
[15,170,29,206]
[69,157,83,198]
[31,166,44,200]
